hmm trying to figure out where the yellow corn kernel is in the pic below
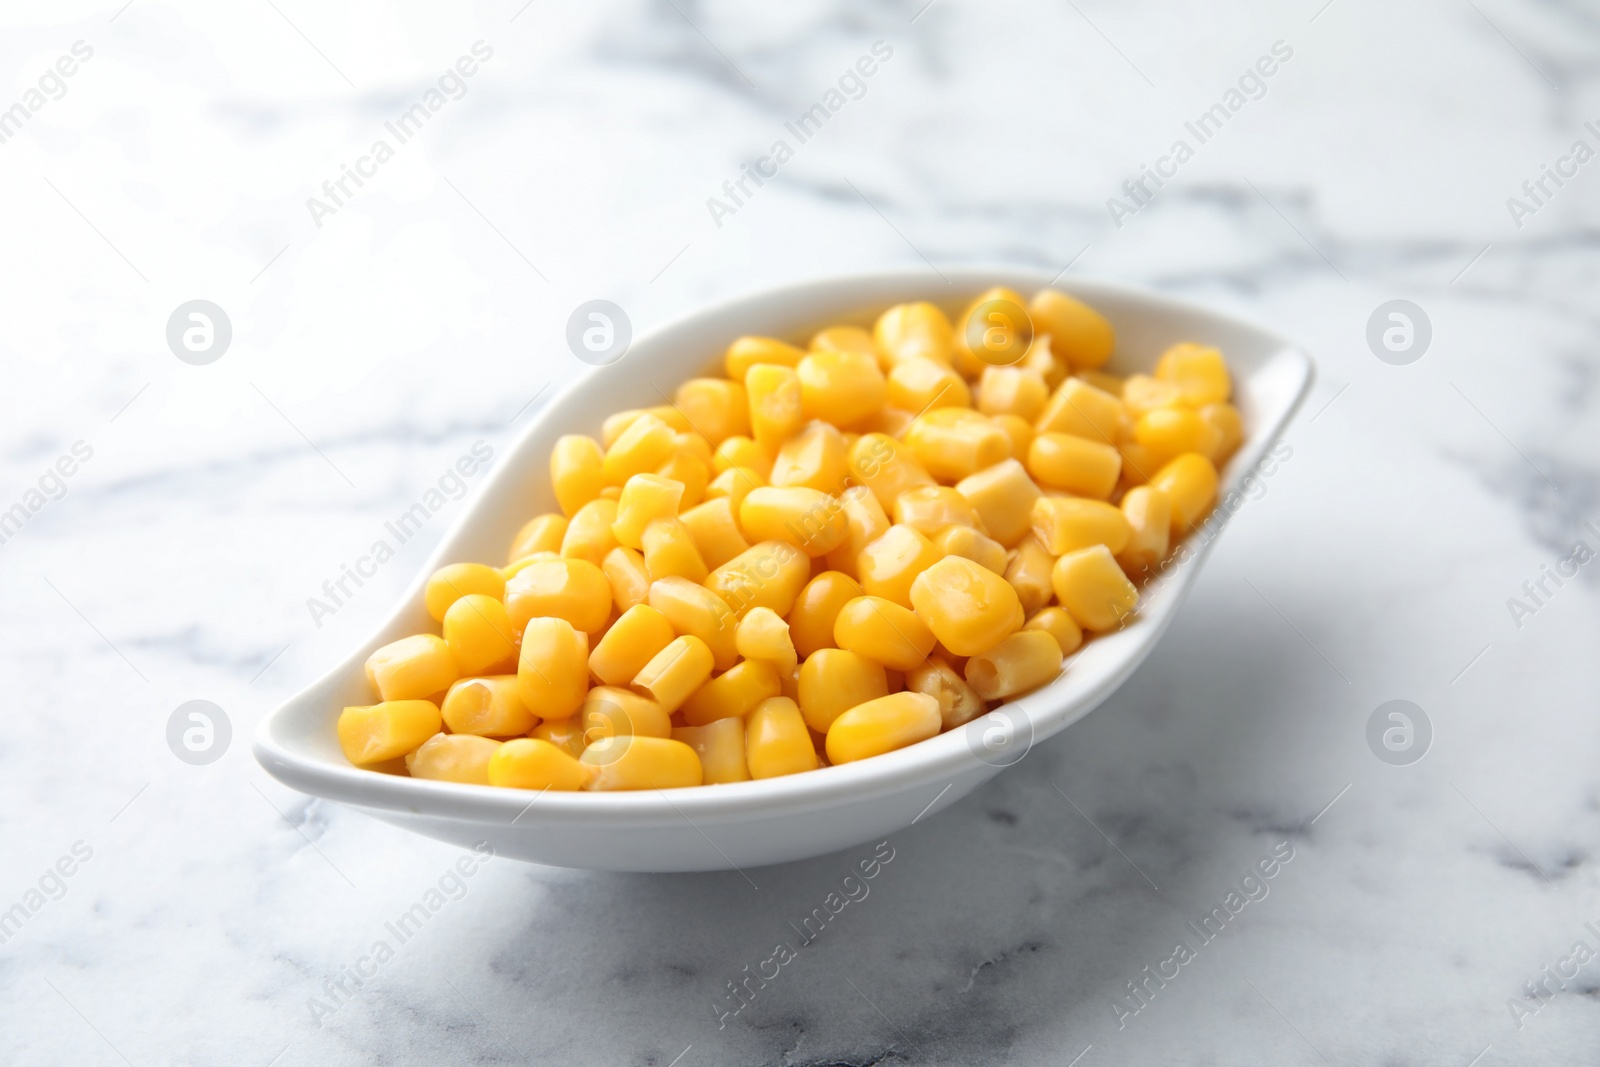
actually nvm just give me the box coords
[517,617,589,719]
[647,406,694,434]
[735,606,798,673]
[909,554,1025,657]
[488,738,593,790]
[931,524,1008,574]
[833,595,936,671]
[857,524,944,609]
[366,634,457,701]
[705,465,765,513]
[744,696,820,778]
[1135,408,1223,467]
[1149,453,1219,535]
[581,736,703,791]
[874,301,956,368]
[1004,537,1056,616]
[551,434,606,517]
[405,733,500,784]
[442,675,535,737]
[1122,374,1184,420]
[1155,342,1231,406]
[641,517,708,583]
[714,435,776,480]
[992,413,1035,459]
[739,486,847,557]
[599,486,622,501]
[1035,377,1124,443]
[338,700,442,764]
[797,648,889,733]
[560,497,620,566]
[893,485,984,535]
[846,433,935,513]
[797,350,887,428]
[906,658,986,731]
[1198,402,1243,462]
[503,552,559,581]
[886,357,970,413]
[953,287,1032,377]
[955,458,1042,546]
[611,473,684,550]
[656,452,710,509]
[745,363,805,452]
[825,691,940,764]
[602,412,676,486]
[1018,341,1065,394]
[1027,432,1122,499]
[601,545,651,613]
[823,485,892,577]
[787,571,865,658]
[587,603,676,687]
[1029,289,1115,370]
[861,405,917,440]
[769,421,848,495]
[965,630,1062,701]
[977,366,1050,421]
[508,514,569,565]
[1051,545,1138,632]
[1116,485,1172,576]
[726,335,806,381]
[532,717,587,759]
[580,686,672,742]
[649,577,739,669]
[1024,607,1084,657]
[424,563,505,622]
[904,407,1011,482]
[674,378,749,446]
[600,410,643,449]
[1030,496,1133,556]
[1076,369,1121,395]
[681,659,782,726]
[630,635,714,713]
[443,594,518,675]
[811,324,878,357]
[504,556,612,635]
[706,540,811,618]
[675,497,750,571]
[672,717,751,783]
[1118,440,1160,487]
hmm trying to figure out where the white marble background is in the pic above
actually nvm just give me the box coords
[2,0,1598,1063]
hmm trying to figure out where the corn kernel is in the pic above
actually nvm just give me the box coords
[681,659,781,726]
[611,473,684,550]
[424,562,505,622]
[992,413,1035,458]
[825,691,940,764]
[955,458,1041,546]
[744,697,820,778]
[742,363,802,452]
[858,524,944,609]
[1024,607,1084,657]
[1116,486,1172,576]
[706,540,811,618]
[909,554,1025,657]
[551,434,606,516]
[1051,545,1138,632]
[1030,496,1133,556]
[735,606,798,672]
[875,302,955,367]
[823,485,892,577]
[931,524,1008,574]
[714,436,775,479]
[443,594,518,675]
[581,736,703,790]
[672,717,751,784]
[833,595,936,671]
[674,378,749,446]
[726,336,805,381]
[770,421,848,495]
[1155,342,1231,406]
[601,410,644,450]
[442,675,535,737]
[965,630,1062,701]
[338,700,442,764]
[788,571,865,658]
[677,497,751,570]
[906,658,986,731]
[862,405,917,439]
[1122,374,1184,419]
[846,433,935,513]
[517,617,589,719]
[503,551,559,580]
[561,497,620,565]
[642,517,708,582]
[366,634,457,701]
[504,556,611,635]
[601,545,650,613]
[798,350,887,428]
[1135,408,1223,467]
[587,603,676,687]
[656,452,709,508]
[977,366,1050,421]
[705,465,765,513]
[532,717,587,759]
[953,287,1032,377]
[649,577,739,670]
[1029,289,1115,370]
[1035,377,1124,443]
[406,733,500,784]
[1117,440,1160,487]
[507,517,567,566]
[740,486,847,557]
[893,485,984,534]
[1027,432,1122,499]
[797,648,889,733]
[581,686,672,741]
[630,635,714,713]
[488,738,593,790]
[1004,537,1055,616]
[887,357,970,413]
[905,407,1012,482]
[602,412,675,486]
[1079,370,1124,396]
[1198,403,1243,462]
[811,325,878,357]
[1149,453,1218,535]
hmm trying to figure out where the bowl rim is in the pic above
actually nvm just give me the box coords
[254,266,1315,827]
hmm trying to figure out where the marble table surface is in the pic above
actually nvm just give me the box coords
[3,0,1598,1064]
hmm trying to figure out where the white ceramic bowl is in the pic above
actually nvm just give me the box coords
[254,269,1313,872]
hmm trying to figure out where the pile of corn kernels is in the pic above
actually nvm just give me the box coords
[337,287,1240,791]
